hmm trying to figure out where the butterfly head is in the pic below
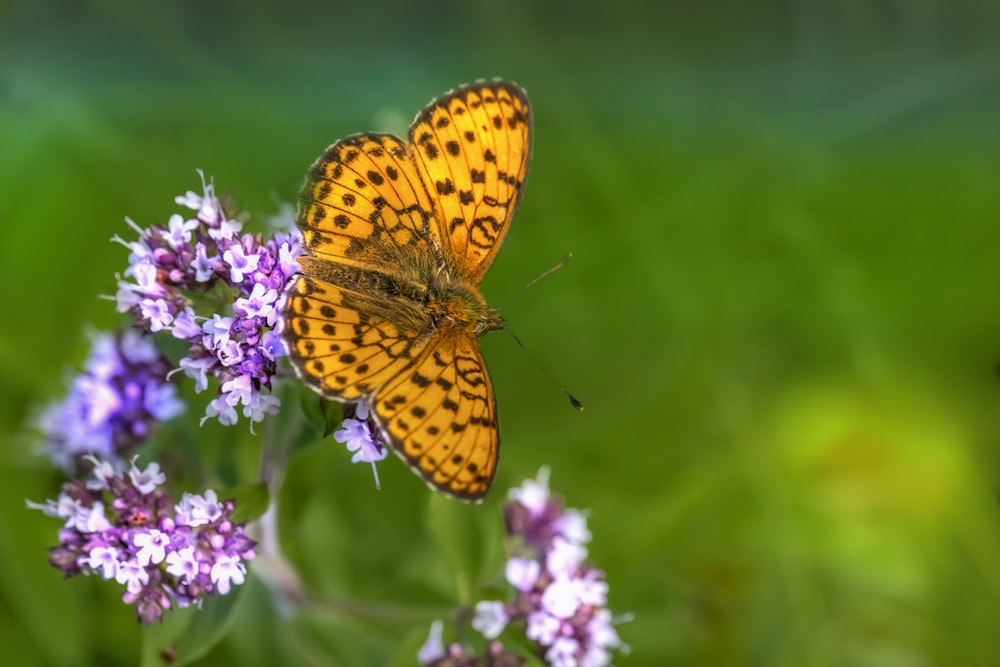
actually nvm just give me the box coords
[474,308,504,336]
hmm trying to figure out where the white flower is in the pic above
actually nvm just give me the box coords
[546,535,587,577]
[178,355,214,393]
[471,600,508,639]
[202,314,235,347]
[505,557,541,592]
[508,466,550,515]
[546,636,581,667]
[555,508,592,545]
[140,298,173,332]
[541,575,581,619]
[83,545,119,579]
[75,501,113,533]
[129,457,165,494]
[164,213,199,249]
[526,610,561,645]
[170,307,202,340]
[208,218,242,240]
[588,609,622,649]
[202,396,238,426]
[243,392,281,423]
[175,489,223,527]
[235,282,279,320]
[577,569,609,607]
[165,546,199,583]
[133,528,170,566]
[222,244,260,283]
[210,554,246,595]
[115,558,150,594]
[83,454,118,489]
[25,494,81,522]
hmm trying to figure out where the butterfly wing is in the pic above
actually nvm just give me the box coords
[297,133,445,272]
[283,276,430,401]
[373,330,498,500]
[284,276,498,501]
[409,81,531,284]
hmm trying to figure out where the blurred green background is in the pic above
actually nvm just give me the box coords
[4,0,1000,665]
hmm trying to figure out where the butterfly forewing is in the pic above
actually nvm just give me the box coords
[298,134,444,270]
[409,82,531,283]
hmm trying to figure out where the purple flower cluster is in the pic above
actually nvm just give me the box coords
[113,171,302,426]
[472,468,626,667]
[28,456,256,624]
[37,330,184,471]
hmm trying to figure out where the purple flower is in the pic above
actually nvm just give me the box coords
[164,213,198,249]
[113,172,303,428]
[129,457,166,494]
[222,243,260,284]
[36,330,184,471]
[27,456,256,625]
[474,468,628,667]
[333,402,389,488]
[333,402,386,464]
[418,621,446,664]
[235,283,279,321]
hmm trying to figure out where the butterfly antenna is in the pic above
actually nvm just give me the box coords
[505,327,584,411]
[501,253,574,309]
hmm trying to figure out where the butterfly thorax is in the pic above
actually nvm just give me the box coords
[423,280,503,337]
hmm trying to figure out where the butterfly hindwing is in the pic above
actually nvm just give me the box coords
[283,276,429,400]
[373,330,498,500]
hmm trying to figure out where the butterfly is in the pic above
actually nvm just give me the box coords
[282,81,531,501]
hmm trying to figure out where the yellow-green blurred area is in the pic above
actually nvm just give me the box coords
[3,0,1000,665]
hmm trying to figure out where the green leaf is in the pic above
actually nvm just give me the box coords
[140,578,253,666]
[476,504,508,585]
[319,397,343,438]
[298,390,343,438]
[226,481,270,524]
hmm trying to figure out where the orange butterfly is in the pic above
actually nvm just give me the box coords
[283,81,531,501]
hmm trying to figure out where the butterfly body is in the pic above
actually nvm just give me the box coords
[284,81,531,500]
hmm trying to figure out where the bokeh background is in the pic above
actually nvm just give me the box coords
[3,0,1000,665]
